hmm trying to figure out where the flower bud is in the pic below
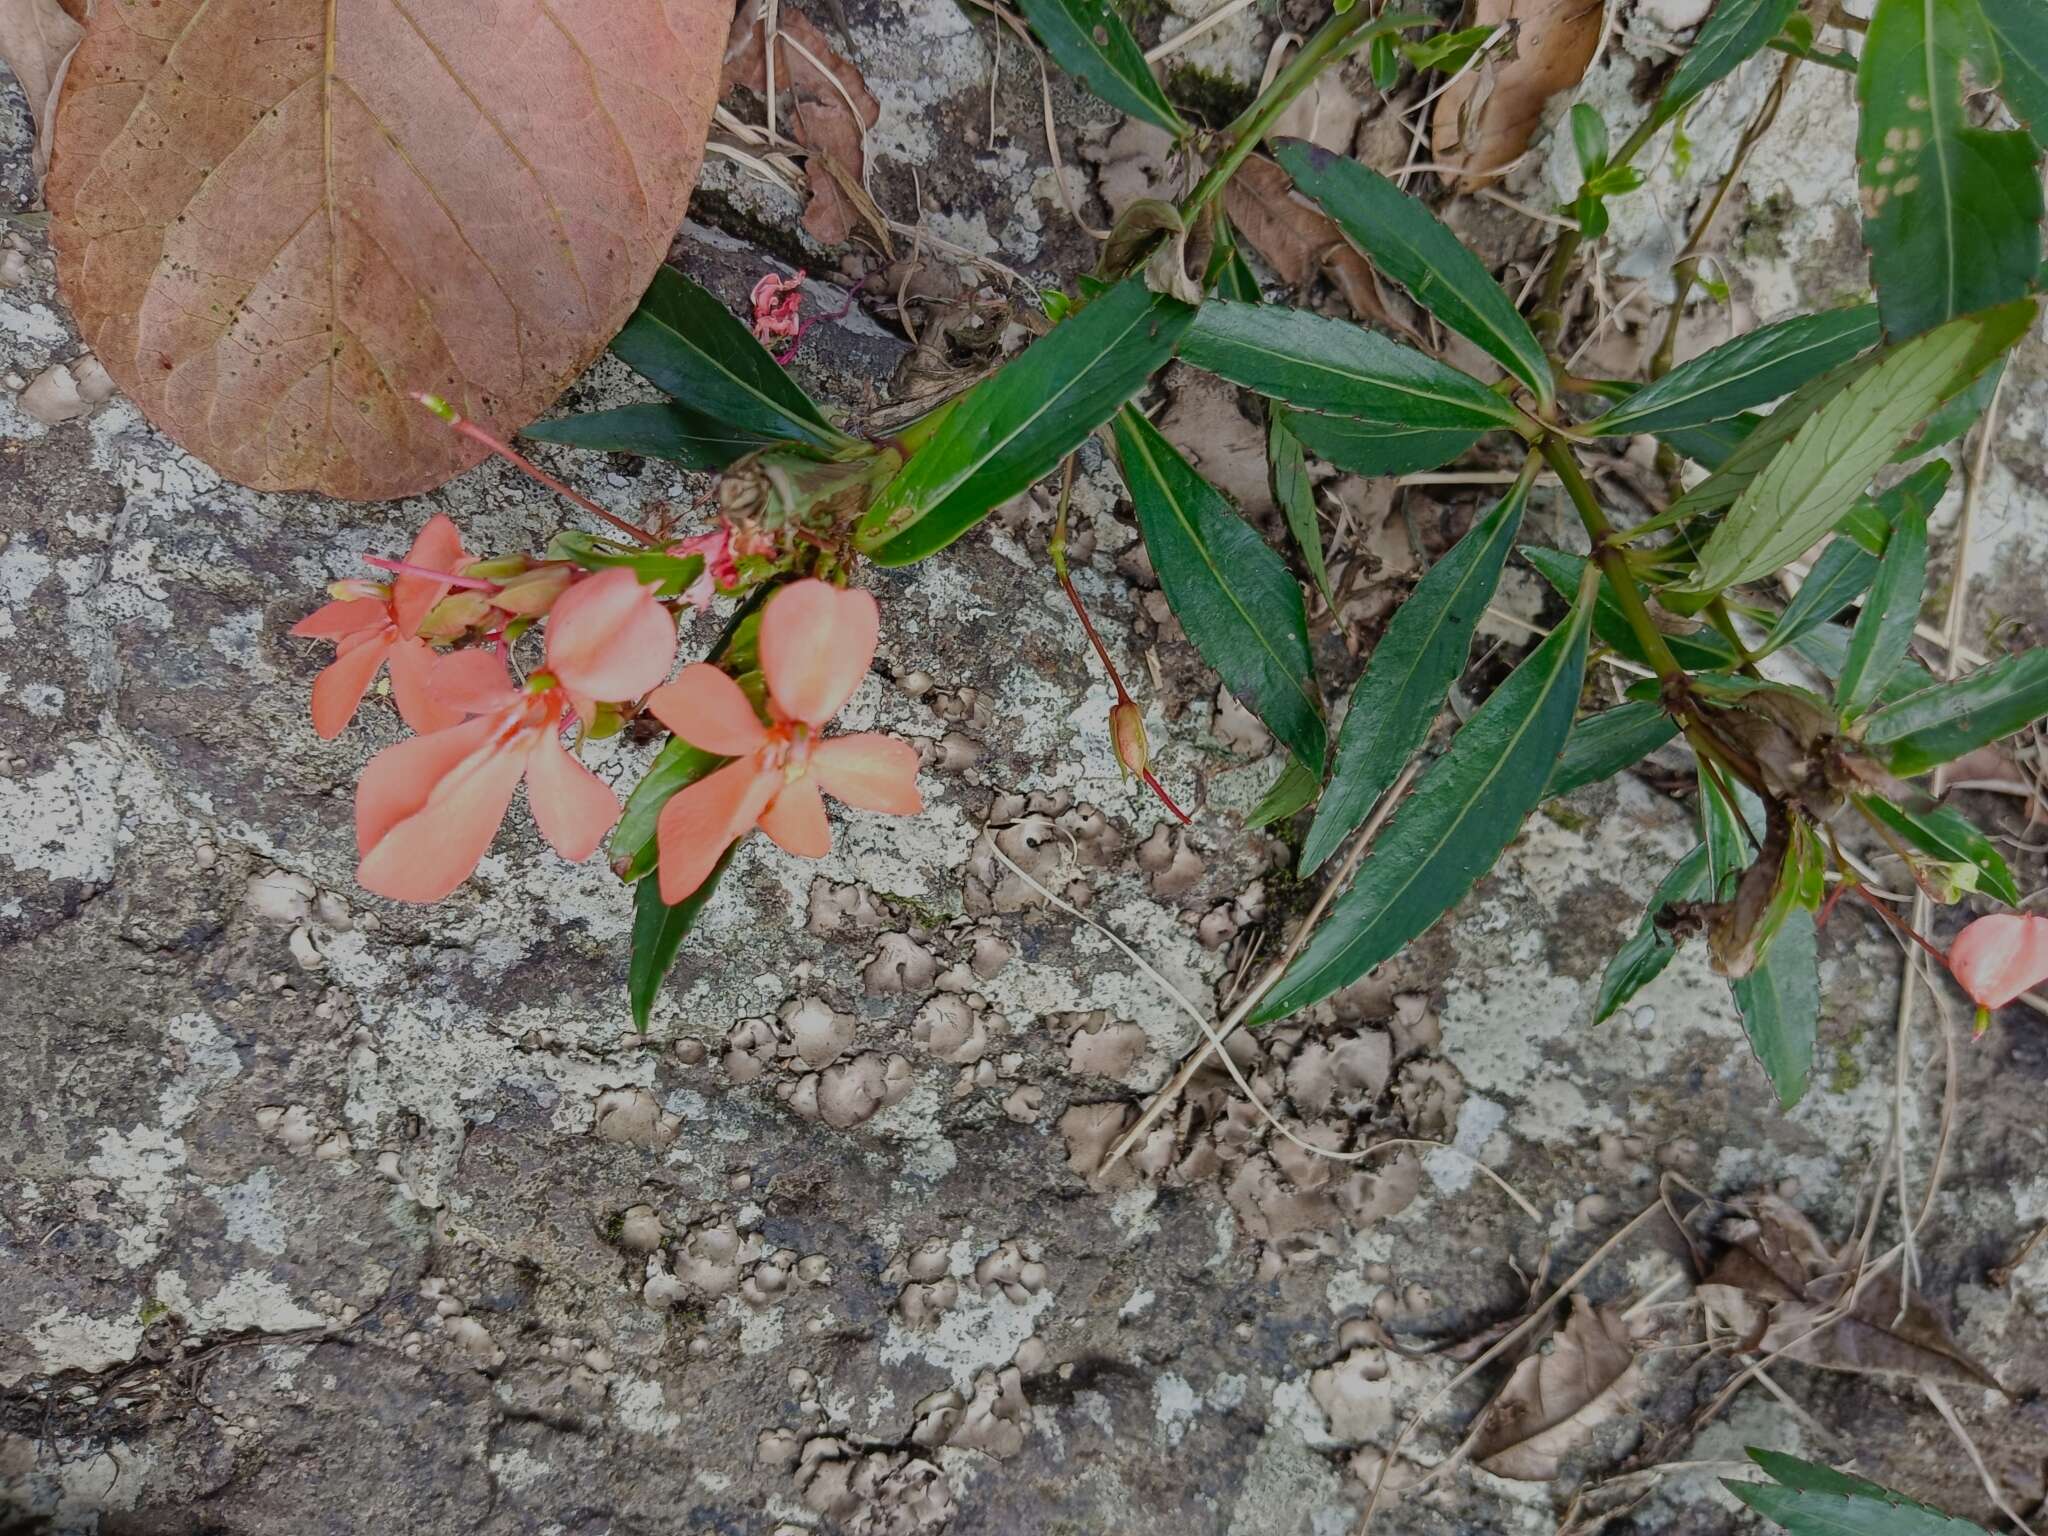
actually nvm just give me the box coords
[1110,700,1149,781]
[492,564,574,618]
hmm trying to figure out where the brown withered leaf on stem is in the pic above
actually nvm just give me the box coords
[0,0,85,178]
[1699,1196,2002,1392]
[46,0,724,501]
[1224,154,1413,339]
[1431,0,1604,191]
[1471,1296,1644,1481]
[724,0,883,248]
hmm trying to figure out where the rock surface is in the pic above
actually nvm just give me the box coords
[6,2,2048,1534]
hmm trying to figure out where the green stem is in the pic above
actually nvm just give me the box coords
[1540,436,1684,681]
[1179,9,1431,223]
[1533,117,1660,356]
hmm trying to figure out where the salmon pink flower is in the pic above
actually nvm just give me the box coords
[670,527,739,612]
[644,580,921,904]
[1947,911,2048,1029]
[292,515,470,738]
[750,270,806,352]
[351,569,676,902]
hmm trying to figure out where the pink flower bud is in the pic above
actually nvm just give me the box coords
[1110,700,1149,780]
[1947,912,2048,1016]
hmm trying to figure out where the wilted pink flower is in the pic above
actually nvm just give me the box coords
[750,270,806,351]
[1947,912,2048,1025]
[644,581,921,904]
[670,526,740,612]
[292,515,470,738]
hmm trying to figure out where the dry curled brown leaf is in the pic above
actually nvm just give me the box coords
[1472,1296,1643,1481]
[46,0,722,500]
[1224,154,1411,337]
[724,0,882,249]
[1699,1195,2002,1392]
[0,0,85,179]
[1431,0,1603,191]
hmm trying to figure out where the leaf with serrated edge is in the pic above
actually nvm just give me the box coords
[1014,0,1186,135]
[1270,415,1334,607]
[1587,307,1880,436]
[1273,140,1553,406]
[1279,408,1485,477]
[1651,0,1801,129]
[1113,408,1326,772]
[1836,478,1928,716]
[1182,300,1522,430]
[1860,648,2048,774]
[1980,0,2048,150]
[1549,700,1680,799]
[1859,796,2021,906]
[1857,0,2044,340]
[862,278,1195,564]
[1251,567,1595,1023]
[1299,472,1531,876]
[48,0,727,499]
[1680,301,2033,594]
[1593,843,1710,1022]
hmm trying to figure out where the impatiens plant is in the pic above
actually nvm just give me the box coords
[295,0,2048,1081]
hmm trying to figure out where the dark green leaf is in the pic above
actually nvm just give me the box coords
[1247,754,1322,830]
[1656,412,1761,471]
[628,846,737,1032]
[1549,700,1680,797]
[1651,0,1800,129]
[1269,415,1334,607]
[1703,774,1817,1107]
[1905,356,2005,455]
[1857,0,2045,340]
[1278,407,1485,476]
[611,735,725,883]
[1113,408,1327,770]
[1981,0,2048,150]
[1760,538,1878,657]
[1183,300,1523,429]
[1593,843,1711,1022]
[1369,32,1400,89]
[1250,567,1596,1023]
[1859,795,2021,906]
[522,401,775,468]
[1523,546,1739,671]
[1680,301,2035,594]
[1787,623,1937,706]
[1271,140,1555,407]
[1663,358,1867,525]
[1300,474,1531,876]
[611,267,848,450]
[1210,229,1264,303]
[1014,0,1188,135]
[1836,476,1928,716]
[1585,306,1880,436]
[1860,649,2048,774]
[861,278,1194,564]
[1728,1447,1991,1535]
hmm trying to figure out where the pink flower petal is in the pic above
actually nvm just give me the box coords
[645,663,770,756]
[758,776,831,857]
[309,629,395,739]
[386,636,465,734]
[811,733,923,814]
[392,514,467,636]
[357,733,528,903]
[759,580,878,726]
[525,732,621,862]
[432,648,520,717]
[655,758,778,905]
[355,713,501,856]
[546,567,677,701]
[293,597,386,641]
[1948,912,2048,1010]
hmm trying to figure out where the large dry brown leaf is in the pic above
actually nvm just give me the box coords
[723,0,881,248]
[1472,1297,1642,1481]
[1699,1196,2002,1392]
[1224,154,1410,337]
[46,0,724,500]
[1430,0,1604,191]
[0,0,86,178]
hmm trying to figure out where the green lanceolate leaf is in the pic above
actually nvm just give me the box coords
[1586,306,1880,436]
[1728,1448,1992,1535]
[1277,407,1485,477]
[1663,357,1865,525]
[1761,538,1879,657]
[1113,408,1327,770]
[1859,648,2048,774]
[1250,567,1597,1023]
[1014,0,1188,136]
[1835,476,1928,716]
[1788,623,1938,705]
[522,401,777,468]
[1679,300,2034,594]
[1269,415,1334,606]
[1523,547,1739,671]
[628,845,737,1032]
[1650,0,1801,130]
[1299,472,1532,875]
[611,735,725,883]
[1702,774,1818,1107]
[861,278,1194,564]
[1593,843,1711,1022]
[1270,140,1554,407]
[1857,0,2045,341]
[1981,0,2048,150]
[1860,795,2022,905]
[1247,753,1322,830]
[611,267,849,451]
[1657,412,1760,471]
[1182,300,1523,431]
[1549,700,1680,797]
